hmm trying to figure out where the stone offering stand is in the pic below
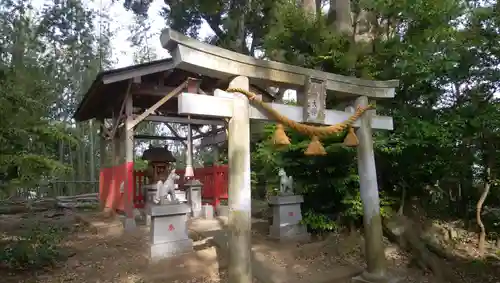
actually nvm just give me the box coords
[268,194,310,242]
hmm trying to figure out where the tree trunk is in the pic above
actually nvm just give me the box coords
[301,0,317,16]
[476,168,491,256]
[398,186,406,216]
[59,140,65,195]
[330,0,353,35]
[68,144,75,195]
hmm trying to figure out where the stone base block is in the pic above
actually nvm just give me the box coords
[120,216,137,231]
[192,208,202,218]
[268,194,304,205]
[202,204,214,219]
[268,194,309,242]
[175,190,187,203]
[269,223,310,242]
[216,205,229,217]
[150,238,194,262]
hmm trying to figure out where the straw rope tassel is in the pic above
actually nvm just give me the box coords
[304,136,327,156]
[343,126,359,147]
[273,123,290,147]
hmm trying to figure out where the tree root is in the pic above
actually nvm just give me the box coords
[383,215,462,283]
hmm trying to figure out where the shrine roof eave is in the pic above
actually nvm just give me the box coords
[73,58,176,122]
[160,29,400,99]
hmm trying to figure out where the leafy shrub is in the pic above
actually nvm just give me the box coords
[301,210,338,234]
[0,222,66,270]
[341,190,396,222]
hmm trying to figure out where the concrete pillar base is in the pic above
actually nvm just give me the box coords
[122,217,137,231]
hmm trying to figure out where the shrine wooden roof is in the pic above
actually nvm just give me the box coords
[73,58,276,122]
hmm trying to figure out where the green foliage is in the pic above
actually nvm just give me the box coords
[134,158,148,171]
[342,191,396,220]
[0,223,66,270]
[300,210,338,234]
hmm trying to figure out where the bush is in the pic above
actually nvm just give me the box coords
[0,222,66,270]
[301,210,338,235]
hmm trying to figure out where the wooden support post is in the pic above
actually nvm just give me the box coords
[355,96,387,280]
[123,89,136,230]
[102,115,121,217]
[211,125,219,165]
[99,119,108,211]
[185,122,194,178]
[227,76,252,283]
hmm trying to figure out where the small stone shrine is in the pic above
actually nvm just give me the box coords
[268,168,310,241]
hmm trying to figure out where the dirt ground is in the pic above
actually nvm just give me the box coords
[0,209,499,283]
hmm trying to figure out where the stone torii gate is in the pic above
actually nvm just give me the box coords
[160,30,399,282]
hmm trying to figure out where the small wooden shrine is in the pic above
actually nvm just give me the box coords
[142,146,176,184]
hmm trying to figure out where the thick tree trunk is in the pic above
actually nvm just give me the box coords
[330,0,353,35]
[301,0,317,15]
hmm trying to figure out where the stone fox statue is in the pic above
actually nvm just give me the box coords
[154,169,180,204]
[278,168,293,195]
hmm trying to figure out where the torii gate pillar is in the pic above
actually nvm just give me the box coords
[227,76,252,283]
[353,96,388,282]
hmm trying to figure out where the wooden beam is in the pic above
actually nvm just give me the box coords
[127,80,188,131]
[134,134,185,141]
[160,28,399,99]
[143,115,226,126]
[177,92,394,130]
[187,77,202,93]
[102,59,178,84]
[192,128,225,140]
[131,85,176,97]
[165,124,187,147]
[200,132,226,147]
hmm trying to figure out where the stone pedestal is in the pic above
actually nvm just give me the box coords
[185,179,203,218]
[216,204,229,217]
[268,195,310,241]
[201,204,214,219]
[143,185,156,226]
[146,185,156,203]
[147,203,193,262]
[175,189,187,203]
